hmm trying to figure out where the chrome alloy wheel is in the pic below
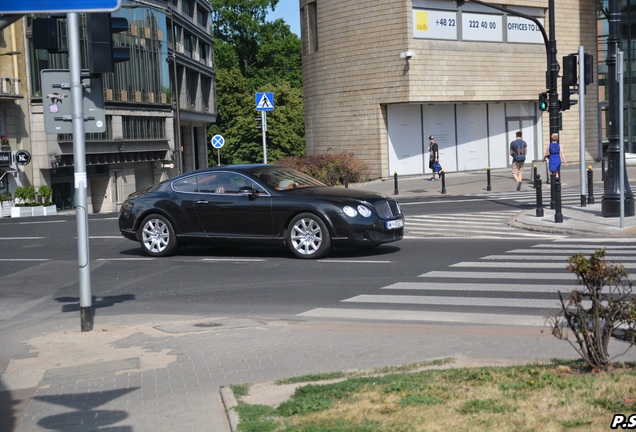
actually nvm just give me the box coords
[142,217,171,255]
[290,217,324,256]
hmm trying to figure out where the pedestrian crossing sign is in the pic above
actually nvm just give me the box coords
[256,92,274,111]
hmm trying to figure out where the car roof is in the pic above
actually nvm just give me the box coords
[181,164,285,176]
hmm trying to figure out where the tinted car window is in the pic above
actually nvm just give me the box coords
[172,176,198,192]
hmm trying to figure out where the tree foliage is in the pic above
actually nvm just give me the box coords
[209,0,304,166]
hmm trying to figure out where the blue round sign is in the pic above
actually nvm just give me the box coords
[211,134,225,149]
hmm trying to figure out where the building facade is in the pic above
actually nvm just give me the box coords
[300,0,598,179]
[0,17,28,198]
[0,0,215,214]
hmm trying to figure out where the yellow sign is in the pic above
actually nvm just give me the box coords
[416,11,428,31]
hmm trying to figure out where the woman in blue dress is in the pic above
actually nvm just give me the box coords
[544,133,568,179]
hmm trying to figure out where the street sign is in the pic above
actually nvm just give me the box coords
[15,150,31,166]
[41,69,106,134]
[256,92,274,111]
[211,134,225,149]
[0,0,122,13]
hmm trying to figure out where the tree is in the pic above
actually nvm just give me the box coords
[210,0,304,166]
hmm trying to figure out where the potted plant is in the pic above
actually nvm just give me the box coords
[0,192,12,218]
[39,185,53,205]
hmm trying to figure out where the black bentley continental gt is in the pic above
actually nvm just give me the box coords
[118,164,404,259]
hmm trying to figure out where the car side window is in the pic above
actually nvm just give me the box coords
[196,174,225,193]
[172,176,198,192]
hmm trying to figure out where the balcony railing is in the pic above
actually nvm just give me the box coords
[0,77,20,97]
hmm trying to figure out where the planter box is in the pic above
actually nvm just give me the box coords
[0,200,12,218]
[10,205,57,218]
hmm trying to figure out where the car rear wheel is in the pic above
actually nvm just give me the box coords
[287,213,332,259]
[139,214,177,257]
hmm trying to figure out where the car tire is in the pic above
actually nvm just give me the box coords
[139,214,177,257]
[286,213,332,259]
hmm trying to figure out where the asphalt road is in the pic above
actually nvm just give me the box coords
[0,195,559,338]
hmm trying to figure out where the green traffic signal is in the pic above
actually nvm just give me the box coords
[538,92,549,111]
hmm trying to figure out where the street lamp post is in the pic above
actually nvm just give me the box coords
[602,0,634,217]
[126,0,182,174]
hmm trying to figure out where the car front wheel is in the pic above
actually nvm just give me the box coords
[286,213,332,259]
[139,214,177,257]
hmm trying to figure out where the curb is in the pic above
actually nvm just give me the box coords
[220,386,240,432]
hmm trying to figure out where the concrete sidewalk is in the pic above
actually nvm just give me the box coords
[3,162,636,432]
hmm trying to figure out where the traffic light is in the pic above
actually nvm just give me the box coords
[561,87,578,111]
[32,17,62,52]
[584,53,594,85]
[538,92,548,111]
[562,54,578,87]
[87,13,130,74]
[561,54,578,111]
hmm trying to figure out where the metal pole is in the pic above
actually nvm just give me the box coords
[262,110,267,164]
[579,46,586,207]
[67,13,93,332]
[535,174,544,217]
[169,7,182,174]
[619,50,625,227]
[394,171,399,195]
[547,0,559,136]
[554,177,563,223]
[486,167,491,191]
[441,171,446,194]
[602,0,634,217]
[587,165,595,204]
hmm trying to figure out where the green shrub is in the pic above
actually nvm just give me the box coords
[14,185,38,206]
[277,152,369,186]
[550,249,636,371]
[38,185,53,205]
[0,192,11,202]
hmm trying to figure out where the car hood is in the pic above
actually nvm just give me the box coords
[289,186,390,202]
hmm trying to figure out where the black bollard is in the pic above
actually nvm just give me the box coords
[532,165,538,189]
[343,174,349,189]
[486,167,491,191]
[535,174,544,217]
[441,171,446,194]
[554,177,563,223]
[587,165,595,204]
[394,171,399,195]
[549,171,556,209]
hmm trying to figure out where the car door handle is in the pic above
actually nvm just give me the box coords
[196,200,209,204]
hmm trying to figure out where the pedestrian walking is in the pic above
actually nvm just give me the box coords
[509,131,527,191]
[428,135,440,181]
[544,133,568,179]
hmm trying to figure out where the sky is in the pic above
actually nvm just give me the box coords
[267,0,300,36]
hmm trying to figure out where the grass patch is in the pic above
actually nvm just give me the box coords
[234,360,636,432]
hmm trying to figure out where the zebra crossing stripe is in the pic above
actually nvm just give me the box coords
[297,308,547,327]
[382,282,575,293]
[482,255,636,261]
[342,294,571,309]
[450,261,636,269]
[418,271,576,280]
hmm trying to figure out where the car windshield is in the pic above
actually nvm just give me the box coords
[254,167,326,190]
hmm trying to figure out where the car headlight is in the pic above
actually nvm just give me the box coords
[357,205,372,218]
[343,206,358,217]
[343,205,373,218]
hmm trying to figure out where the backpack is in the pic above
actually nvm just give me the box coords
[512,140,526,162]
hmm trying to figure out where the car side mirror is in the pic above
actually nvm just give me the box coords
[239,186,258,199]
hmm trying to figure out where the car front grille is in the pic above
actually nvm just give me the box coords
[374,199,402,219]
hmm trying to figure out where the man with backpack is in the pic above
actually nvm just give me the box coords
[509,131,527,191]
